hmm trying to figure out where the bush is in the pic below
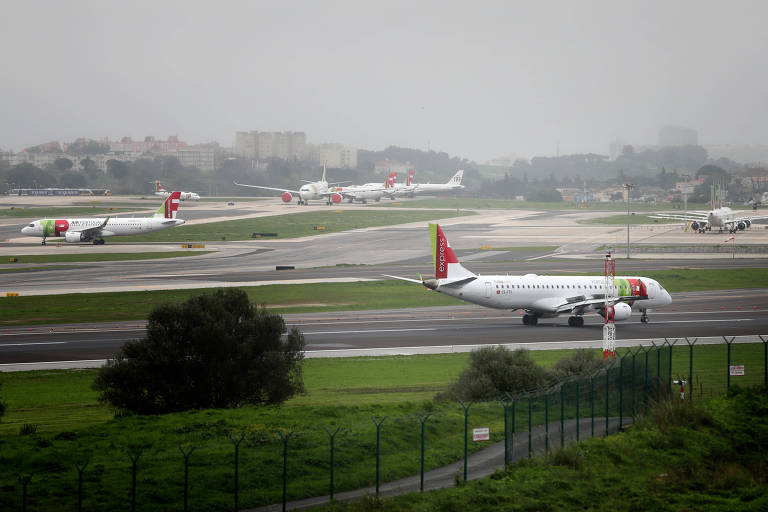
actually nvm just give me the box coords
[549,349,605,379]
[93,288,305,414]
[0,380,6,421]
[439,347,548,401]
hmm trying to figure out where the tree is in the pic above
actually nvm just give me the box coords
[106,159,129,180]
[439,346,549,401]
[59,171,86,188]
[54,157,74,171]
[93,289,305,414]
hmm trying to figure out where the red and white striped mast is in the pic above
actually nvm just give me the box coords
[603,250,616,359]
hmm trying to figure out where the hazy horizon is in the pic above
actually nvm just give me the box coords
[2,0,766,162]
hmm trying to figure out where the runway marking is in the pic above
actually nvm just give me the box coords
[303,328,438,335]
[0,341,68,347]
[0,328,142,337]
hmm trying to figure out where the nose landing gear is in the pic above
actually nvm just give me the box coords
[522,314,538,326]
[640,309,649,323]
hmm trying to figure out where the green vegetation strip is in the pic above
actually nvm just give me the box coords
[0,206,145,218]
[382,198,710,211]
[2,251,213,264]
[113,209,475,242]
[0,343,764,510]
[1,268,766,326]
[580,213,681,224]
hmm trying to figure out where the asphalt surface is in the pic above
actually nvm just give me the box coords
[2,289,766,367]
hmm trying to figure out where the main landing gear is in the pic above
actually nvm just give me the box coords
[640,309,649,323]
[92,239,105,245]
[41,237,47,246]
[568,316,584,327]
[522,314,538,326]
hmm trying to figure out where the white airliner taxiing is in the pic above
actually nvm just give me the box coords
[410,170,464,195]
[386,224,672,326]
[21,191,185,245]
[234,163,346,205]
[651,206,767,234]
[154,181,200,201]
[333,173,396,203]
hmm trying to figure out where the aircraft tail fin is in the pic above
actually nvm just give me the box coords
[429,223,475,280]
[322,161,327,183]
[154,180,165,192]
[154,191,181,219]
[406,170,415,186]
[448,170,464,186]
[385,172,397,188]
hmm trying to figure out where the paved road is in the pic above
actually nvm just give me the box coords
[2,289,766,367]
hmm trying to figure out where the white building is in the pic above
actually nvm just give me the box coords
[165,146,215,171]
[233,131,307,161]
[310,143,358,168]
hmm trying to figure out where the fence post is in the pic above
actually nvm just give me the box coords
[724,336,736,390]
[497,398,512,466]
[605,367,610,436]
[685,338,698,402]
[126,448,143,512]
[227,431,246,512]
[371,416,387,495]
[527,396,533,458]
[761,335,768,389]
[73,460,88,512]
[324,426,345,501]
[666,338,677,392]
[457,401,472,482]
[416,415,431,492]
[590,376,595,438]
[178,445,195,512]
[17,474,31,512]
[277,430,295,512]
[631,350,637,418]
[544,393,550,453]
[575,381,580,442]
[559,385,566,449]
[619,355,625,429]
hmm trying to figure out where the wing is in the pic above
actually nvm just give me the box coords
[649,212,709,222]
[78,217,110,240]
[233,181,300,194]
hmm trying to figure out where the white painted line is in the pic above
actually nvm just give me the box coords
[303,328,438,335]
[0,341,68,347]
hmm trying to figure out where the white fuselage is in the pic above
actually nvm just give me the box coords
[156,191,200,201]
[706,207,734,228]
[436,274,671,317]
[299,181,330,202]
[21,216,185,241]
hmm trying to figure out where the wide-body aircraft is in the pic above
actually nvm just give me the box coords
[234,163,346,205]
[154,181,200,201]
[386,224,672,326]
[651,206,766,234]
[21,191,184,245]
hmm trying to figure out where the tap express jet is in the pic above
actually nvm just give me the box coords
[21,191,184,245]
[385,224,672,326]
[333,172,397,203]
[153,181,200,201]
[234,163,348,205]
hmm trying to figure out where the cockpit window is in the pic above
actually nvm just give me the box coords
[28,223,35,227]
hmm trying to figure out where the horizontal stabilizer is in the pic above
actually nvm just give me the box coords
[383,274,424,284]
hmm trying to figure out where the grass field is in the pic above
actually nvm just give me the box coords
[111,209,474,242]
[580,213,681,224]
[1,268,766,326]
[0,206,146,218]
[382,198,710,211]
[1,251,213,265]
[0,343,764,511]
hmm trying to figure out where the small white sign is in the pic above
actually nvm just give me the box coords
[730,365,745,376]
[472,427,489,442]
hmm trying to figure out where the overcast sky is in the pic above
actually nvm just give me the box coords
[1,0,766,161]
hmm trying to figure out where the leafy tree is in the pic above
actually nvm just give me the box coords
[549,350,605,379]
[59,171,86,188]
[80,158,100,179]
[438,346,549,401]
[106,159,129,180]
[527,188,563,202]
[54,157,74,171]
[93,289,305,414]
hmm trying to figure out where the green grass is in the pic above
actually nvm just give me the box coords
[0,344,765,511]
[580,213,681,224]
[113,209,475,242]
[2,268,766,326]
[382,198,710,211]
[0,206,145,218]
[1,251,213,265]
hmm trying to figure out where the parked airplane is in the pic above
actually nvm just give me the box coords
[651,206,767,234]
[21,191,184,245]
[233,163,346,205]
[410,170,464,195]
[386,224,672,326]
[153,181,200,201]
[333,173,396,203]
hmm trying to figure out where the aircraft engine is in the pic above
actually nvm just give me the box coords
[602,302,632,321]
[737,221,746,230]
[281,192,293,203]
[745,220,752,228]
[690,221,700,231]
[331,193,343,204]
[65,231,86,243]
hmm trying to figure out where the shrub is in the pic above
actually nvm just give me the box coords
[439,347,548,401]
[19,423,38,435]
[549,349,605,379]
[93,288,305,414]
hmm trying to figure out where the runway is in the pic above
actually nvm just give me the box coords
[2,289,766,369]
